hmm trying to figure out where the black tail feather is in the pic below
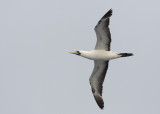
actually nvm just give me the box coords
[119,53,133,57]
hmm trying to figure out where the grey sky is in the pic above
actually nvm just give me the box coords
[0,0,160,114]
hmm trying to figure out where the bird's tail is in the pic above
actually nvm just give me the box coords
[118,53,133,57]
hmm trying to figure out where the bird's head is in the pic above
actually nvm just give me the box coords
[68,51,81,55]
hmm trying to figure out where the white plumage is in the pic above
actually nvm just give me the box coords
[79,50,121,61]
[69,9,133,109]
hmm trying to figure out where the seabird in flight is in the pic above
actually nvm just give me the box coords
[69,9,133,109]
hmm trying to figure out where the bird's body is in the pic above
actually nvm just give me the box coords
[69,9,133,109]
[79,50,121,61]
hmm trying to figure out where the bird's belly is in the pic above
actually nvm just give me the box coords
[91,54,109,60]
[85,51,120,61]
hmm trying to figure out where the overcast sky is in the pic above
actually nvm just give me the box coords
[0,0,160,114]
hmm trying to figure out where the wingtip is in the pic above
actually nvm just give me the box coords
[109,8,113,13]
[102,9,113,19]
[107,8,113,16]
[93,93,104,109]
[95,8,113,28]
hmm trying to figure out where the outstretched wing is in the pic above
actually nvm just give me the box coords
[94,9,112,51]
[89,61,109,109]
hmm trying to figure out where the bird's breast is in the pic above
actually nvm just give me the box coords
[81,50,120,61]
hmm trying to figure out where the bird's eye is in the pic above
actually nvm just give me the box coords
[76,51,81,55]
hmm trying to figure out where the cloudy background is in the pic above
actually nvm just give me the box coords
[0,0,160,114]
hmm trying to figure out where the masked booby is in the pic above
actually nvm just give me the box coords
[69,9,133,109]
